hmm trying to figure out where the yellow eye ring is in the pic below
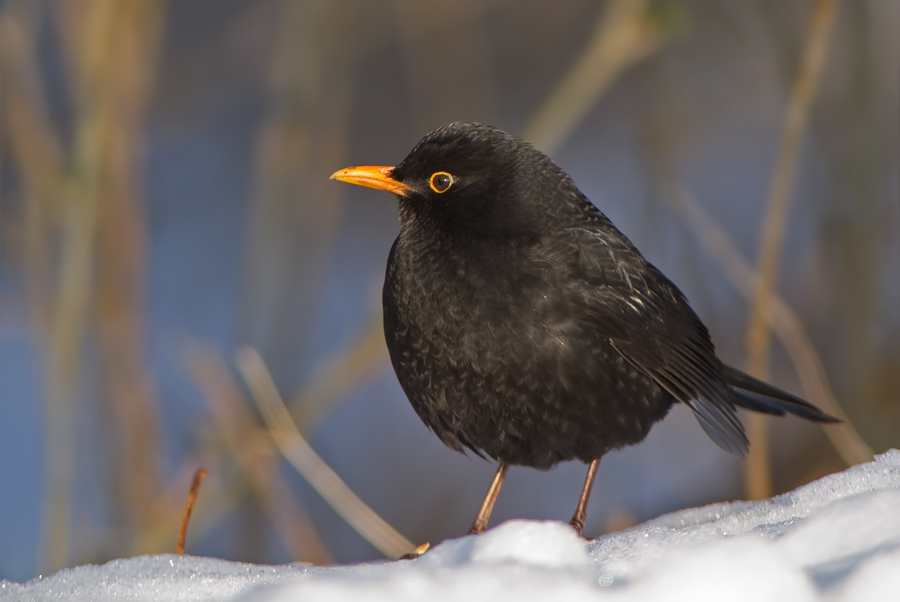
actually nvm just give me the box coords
[429,172,454,193]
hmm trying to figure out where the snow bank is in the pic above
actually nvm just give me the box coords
[3,450,898,601]
[0,556,307,602]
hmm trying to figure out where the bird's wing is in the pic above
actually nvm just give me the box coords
[541,226,749,454]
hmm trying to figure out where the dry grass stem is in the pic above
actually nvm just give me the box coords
[744,0,838,500]
[40,0,122,572]
[665,182,873,468]
[522,0,665,155]
[239,0,352,381]
[236,346,417,559]
[391,0,497,132]
[94,0,165,542]
[131,456,232,555]
[0,6,64,336]
[187,344,332,564]
[0,7,66,213]
[36,0,167,571]
[176,468,209,555]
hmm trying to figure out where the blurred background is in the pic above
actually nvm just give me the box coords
[0,0,897,583]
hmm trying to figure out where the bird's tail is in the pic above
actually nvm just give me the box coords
[722,365,840,423]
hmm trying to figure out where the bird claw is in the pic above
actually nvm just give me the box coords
[569,519,587,538]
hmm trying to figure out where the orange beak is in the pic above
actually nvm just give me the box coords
[329,165,412,197]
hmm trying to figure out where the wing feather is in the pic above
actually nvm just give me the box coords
[547,226,750,454]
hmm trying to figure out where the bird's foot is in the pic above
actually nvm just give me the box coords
[569,517,587,538]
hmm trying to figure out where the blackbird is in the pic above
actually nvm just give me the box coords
[331,122,838,537]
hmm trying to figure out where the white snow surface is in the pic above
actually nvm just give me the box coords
[3,450,899,602]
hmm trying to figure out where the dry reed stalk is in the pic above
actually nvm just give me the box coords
[664,182,872,468]
[93,0,166,546]
[0,6,65,335]
[236,347,417,559]
[744,0,837,501]
[238,0,352,384]
[522,0,666,155]
[187,344,332,564]
[391,0,497,132]
[40,0,122,573]
[37,0,168,570]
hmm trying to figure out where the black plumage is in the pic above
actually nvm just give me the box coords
[331,122,838,537]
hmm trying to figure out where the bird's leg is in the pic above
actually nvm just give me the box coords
[569,458,601,537]
[468,462,508,535]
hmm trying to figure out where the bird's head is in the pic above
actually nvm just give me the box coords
[331,122,584,240]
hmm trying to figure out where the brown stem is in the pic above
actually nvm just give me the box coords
[236,347,416,559]
[177,468,208,555]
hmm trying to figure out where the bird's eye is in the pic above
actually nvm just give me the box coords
[429,172,454,193]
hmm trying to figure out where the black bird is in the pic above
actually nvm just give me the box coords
[331,122,838,537]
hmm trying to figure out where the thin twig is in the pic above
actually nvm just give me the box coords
[522,0,665,155]
[235,347,416,559]
[744,0,838,500]
[176,468,208,555]
[187,344,332,564]
[131,455,236,556]
[664,181,873,467]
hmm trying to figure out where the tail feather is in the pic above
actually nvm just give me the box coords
[722,364,840,423]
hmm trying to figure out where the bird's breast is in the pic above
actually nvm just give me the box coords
[382,237,672,468]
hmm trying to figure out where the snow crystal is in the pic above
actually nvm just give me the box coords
[2,449,898,602]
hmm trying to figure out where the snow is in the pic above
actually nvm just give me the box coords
[3,450,899,602]
[0,557,307,602]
